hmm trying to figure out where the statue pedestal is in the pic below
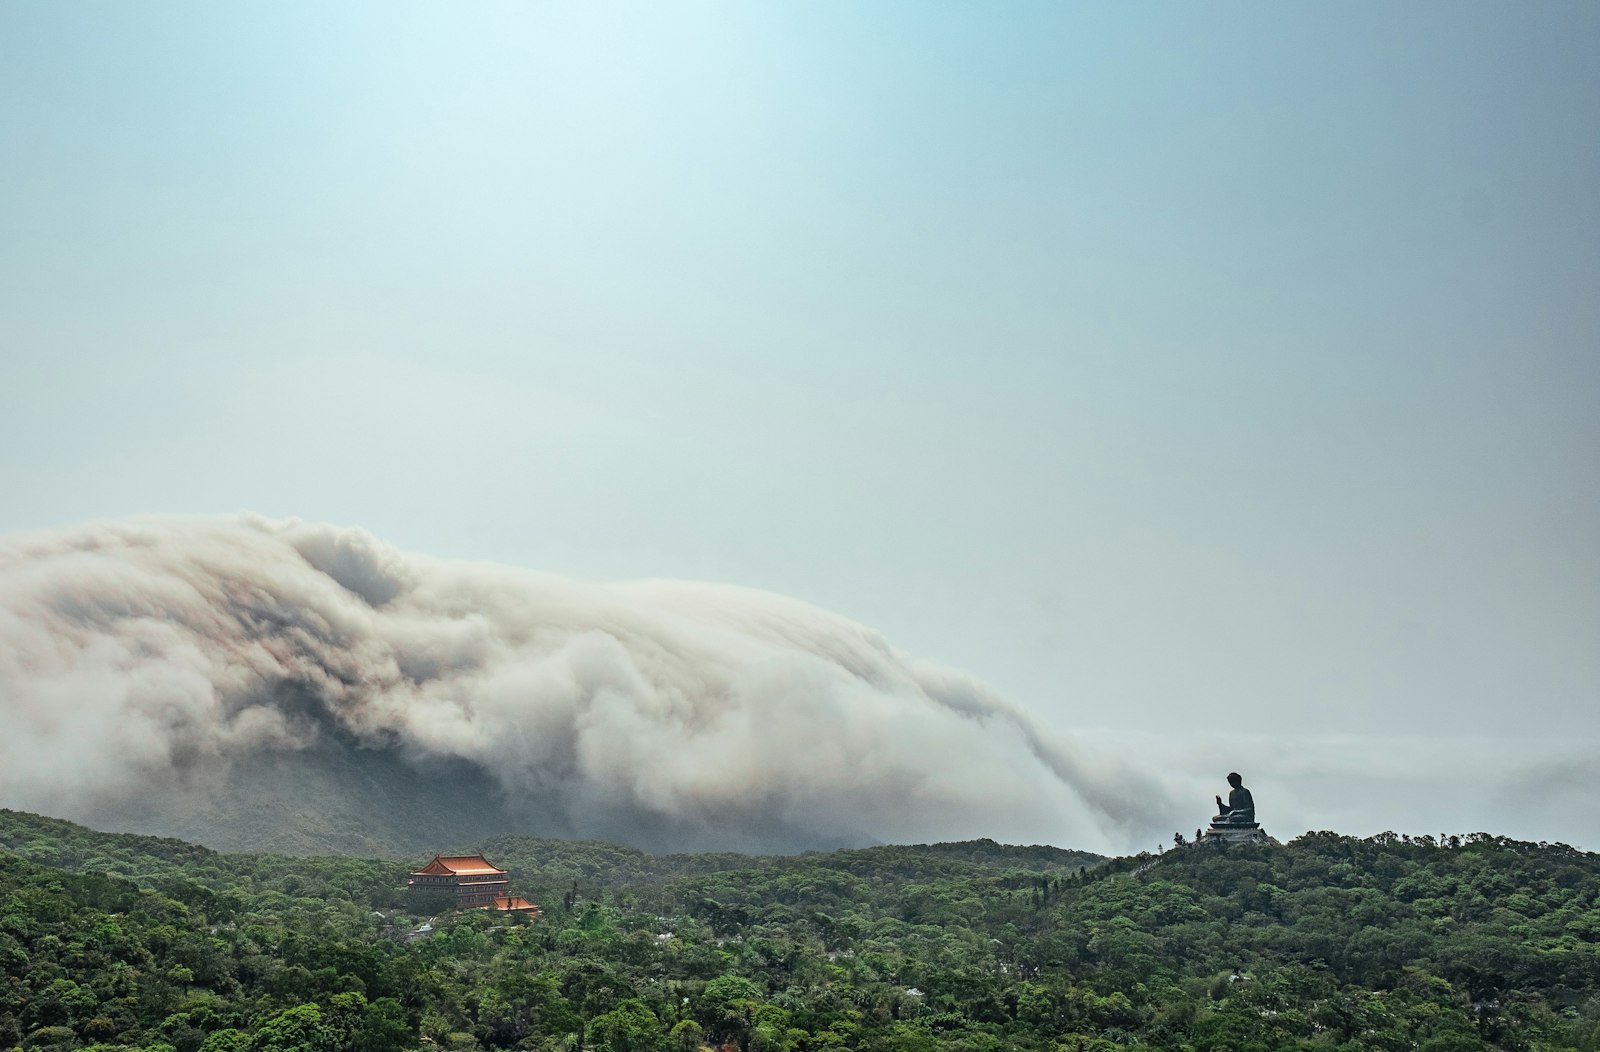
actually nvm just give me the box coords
[1204,822,1270,844]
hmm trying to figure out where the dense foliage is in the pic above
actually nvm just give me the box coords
[2,810,1597,1052]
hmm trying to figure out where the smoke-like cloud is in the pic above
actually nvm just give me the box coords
[0,515,1170,854]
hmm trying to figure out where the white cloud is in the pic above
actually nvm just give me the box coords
[0,514,1168,854]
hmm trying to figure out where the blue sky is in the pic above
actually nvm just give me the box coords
[2,2,1597,842]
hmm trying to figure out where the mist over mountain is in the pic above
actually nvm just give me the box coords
[0,515,1170,855]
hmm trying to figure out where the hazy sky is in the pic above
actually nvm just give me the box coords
[2,3,1597,846]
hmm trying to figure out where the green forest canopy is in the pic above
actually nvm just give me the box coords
[1,809,1597,1052]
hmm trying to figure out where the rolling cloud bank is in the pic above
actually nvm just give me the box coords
[0,515,1170,855]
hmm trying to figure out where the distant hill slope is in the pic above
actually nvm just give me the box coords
[0,808,220,879]
[51,722,955,858]
[0,807,1106,902]
[70,727,563,857]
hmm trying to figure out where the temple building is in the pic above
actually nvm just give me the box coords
[408,854,539,913]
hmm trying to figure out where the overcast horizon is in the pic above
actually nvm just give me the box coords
[2,3,1596,853]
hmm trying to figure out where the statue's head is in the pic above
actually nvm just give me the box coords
[1227,772,1243,787]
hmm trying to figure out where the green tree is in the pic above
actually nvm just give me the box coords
[697,974,762,1044]
[589,999,665,1052]
[197,1030,249,1052]
[251,1003,338,1052]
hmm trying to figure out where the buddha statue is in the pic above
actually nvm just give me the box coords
[1211,772,1257,828]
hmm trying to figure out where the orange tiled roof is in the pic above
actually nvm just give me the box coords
[485,895,539,912]
[411,854,507,877]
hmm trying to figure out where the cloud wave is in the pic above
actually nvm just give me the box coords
[0,515,1168,853]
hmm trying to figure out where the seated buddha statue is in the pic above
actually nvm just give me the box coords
[1211,772,1257,827]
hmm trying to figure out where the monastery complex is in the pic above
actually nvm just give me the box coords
[408,853,539,914]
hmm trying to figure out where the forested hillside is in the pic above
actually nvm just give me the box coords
[2,810,1597,1052]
